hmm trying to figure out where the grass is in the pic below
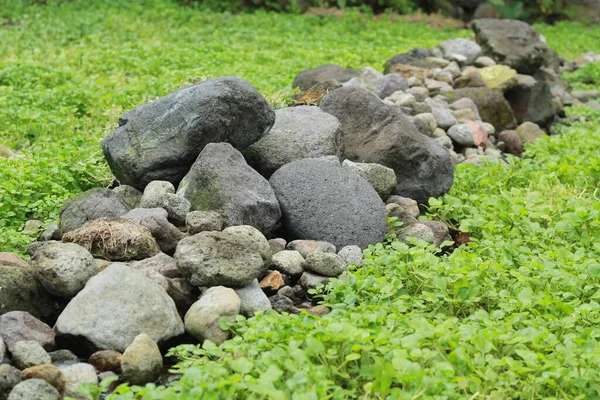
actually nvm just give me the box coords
[1,1,600,398]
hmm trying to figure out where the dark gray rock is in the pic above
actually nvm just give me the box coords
[59,188,130,235]
[504,81,556,127]
[162,194,191,227]
[38,223,60,242]
[0,267,62,324]
[473,19,548,74]
[122,208,183,254]
[48,350,79,366]
[102,77,275,190]
[320,87,454,204]
[177,143,281,234]
[292,64,358,91]
[30,242,98,298]
[0,312,55,353]
[242,106,343,177]
[446,88,517,131]
[112,185,142,209]
[423,221,452,247]
[376,73,409,99]
[270,159,386,249]
[383,48,431,73]
[269,294,300,314]
[298,271,331,291]
[54,264,184,353]
[7,379,60,400]
[174,225,272,287]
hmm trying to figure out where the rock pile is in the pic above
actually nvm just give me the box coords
[2,18,598,398]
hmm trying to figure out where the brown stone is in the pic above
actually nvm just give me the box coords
[259,271,286,293]
[498,130,523,155]
[0,252,28,268]
[291,80,342,106]
[387,64,430,81]
[21,365,65,393]
[306,305,330,316]
[453,71,486,89]
[462,121,488,148]
[88,350,122,373]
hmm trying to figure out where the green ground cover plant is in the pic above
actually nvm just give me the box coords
[2,1,600,398]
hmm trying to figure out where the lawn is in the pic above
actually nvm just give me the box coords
[1,1,600,398]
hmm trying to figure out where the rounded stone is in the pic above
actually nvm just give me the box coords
[304,252,347,277]
[337,245,363,267]
[175,225,271,287]
[11,342,51,370]
[121,334,162,386]
[21,365,65,393]
[7,379,60,400]
[0,312,55,353]
[270,250,306,277]
[232,280,272,317]
[29,242,98,298]
[139,181,175,209]
[184,287,241,345]
[447,124,475,147]
[58,363,98,398]
[341,160,398,200]
[185,211,223,235]
[0,365,21,400]
[270,159,387,249]
[88,350,122,373]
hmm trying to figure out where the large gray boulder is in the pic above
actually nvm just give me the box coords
[269,159,387,249]
[102,77,275,190]
[175,225,272,287]
[320,87,454,204]
[242,106,343,177]
[177,143,281,234]
[54,264,184,353]
[472,19,549,74]
[292,64,358,91]
[59,188,130,235]
[30,242,98,298]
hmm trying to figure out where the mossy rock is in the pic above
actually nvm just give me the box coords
[446,88,517,131]
[0,267,63,324]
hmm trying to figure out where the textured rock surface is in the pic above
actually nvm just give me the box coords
[341,160,397,200]
[0,365,21,400]
[102,77,275,189]
[286,240,336,258]
[337,245,363,267]
[175,225,272,287]
[7,379,60,400]
[473,19,549,74]
[88,350,122,373]
[320,87,453,203]
[177,143,281,234]
[59,188,130,235]
[292,64,358,90]
[54,264,184,352]
[436,38,481,65]
[185,211,223,235]
[58,363,98,398]
[122,208,183,254]
[20,365,65,393]
[11,341,51,370]
[270,159,387,249]
[243,106,343,177]
[505,81,556,127]
[233,279,272,317]
[121,334,162,385]
[447,88,517,131]
[184,287,241,345]
[0,267,62,324]
[304,251,346,277]
[270,250,306,276]
[0,312,55,353]
[29,242,98,298]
